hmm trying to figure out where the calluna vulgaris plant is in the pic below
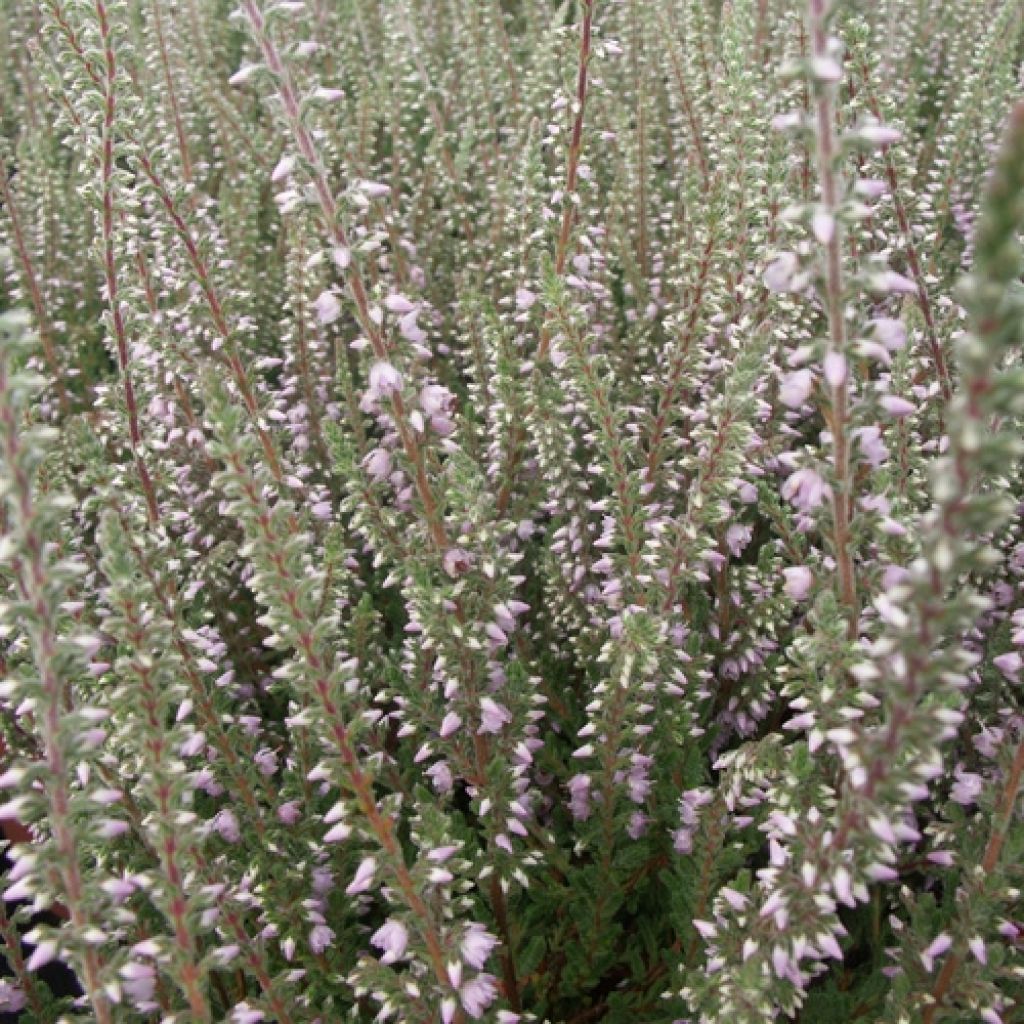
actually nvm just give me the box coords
[0,0,1022,1021]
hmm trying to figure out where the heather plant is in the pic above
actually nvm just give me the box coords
[0,1,1022,1022]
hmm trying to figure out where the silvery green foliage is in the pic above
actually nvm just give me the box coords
[0,1,1022,1022]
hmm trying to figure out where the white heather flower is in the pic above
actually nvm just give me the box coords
[371,919,410,964]
[313,290,342,325]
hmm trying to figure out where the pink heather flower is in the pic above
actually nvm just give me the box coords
[823,351,847,388]
[420,384,455,417]
[460,974,498,1019]
[440,711,462,737]
[969,937,988,964]
[371,919,410,964]
[313,290,342,325]
[368,361,403,395]
[309,923,335,954]
[855,426,888,468]
[881,395,916,417]
[783,566,814,601]
[120,962,157,1005]
[426,761,453,793]
[994,652,1021,681]
[516,287,537,309]
[627,811,648,839]
[278,800,301,825]
[271,155,296,183]
[856,124,902,147]
[872,317,907,350]
[920,933,953,972]
[345,857,377,895]
[215,809,241,844]
[362,448,392,481]
[0,981,27,1013]
[779,369,814,408]
[461,925,498,969]
[763,252,801,293]
[725,523,752,557]
[443,547,474,578]
[357,180,392,198]
[782,467,830,511]
[232,1004,265,1024]
[385,293,416,314]
[478,697,512,734]
[811,211,836,245]
[567,773,592,820]
[951,769,983,806]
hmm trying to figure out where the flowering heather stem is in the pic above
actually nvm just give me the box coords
[0,343,112,1024]
[809,0,858,638]
[240,0,448,551]
[93,0,160,526]
[921,738,1024,1024]
[537,0,595,363]
[0,162,70,417]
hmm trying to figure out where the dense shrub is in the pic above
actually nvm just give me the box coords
[0,1,1023,1021]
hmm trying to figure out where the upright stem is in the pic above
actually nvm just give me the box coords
[95,0,160,526]
[538,0,595,362]
[809,0,858,637]
[920,738,1024,1024]
[240,0,448,550]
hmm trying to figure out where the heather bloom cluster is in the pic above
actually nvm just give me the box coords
[0,0,1022,1022]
